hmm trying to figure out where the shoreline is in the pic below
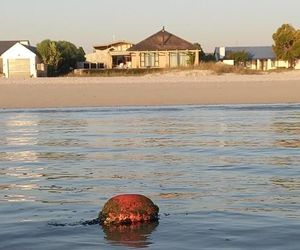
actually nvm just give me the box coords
[1,70,300,109]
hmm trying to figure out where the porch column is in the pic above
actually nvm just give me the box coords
[257,59,261,70]
[194,50,199,66]
[165,51,170,68]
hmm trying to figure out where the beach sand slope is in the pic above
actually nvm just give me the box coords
[1,71,300,109]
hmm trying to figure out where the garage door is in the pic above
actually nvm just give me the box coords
[8,59,31,78]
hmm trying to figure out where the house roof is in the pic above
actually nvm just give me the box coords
[23,44,37,54]
[215,46,276,60]
[0,40,36,55]
[0,41,19,55]
[128,28,197,51]
[94,40,133,50]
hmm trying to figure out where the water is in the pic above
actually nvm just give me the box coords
[0,104,300,249]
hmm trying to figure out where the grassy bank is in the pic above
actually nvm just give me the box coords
[195,62,261,75]
[71,68,165,77]
[69,63,264,77]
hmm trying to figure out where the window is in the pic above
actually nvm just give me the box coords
[169,52,189,67]
[179,53,189,67]
[140,53,159,67]
[97,63,104,69]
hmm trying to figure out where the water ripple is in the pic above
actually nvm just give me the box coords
[1,104,300,249]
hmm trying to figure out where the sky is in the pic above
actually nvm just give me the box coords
[1,0,300,53]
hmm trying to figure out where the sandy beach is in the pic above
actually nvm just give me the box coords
[1,70,300,109]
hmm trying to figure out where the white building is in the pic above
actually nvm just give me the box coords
[214,46,300,70]
[0,40,46,78]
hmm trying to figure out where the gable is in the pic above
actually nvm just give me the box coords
[0,41,19,55]
[128,29,196,51]
[2,43,37,58]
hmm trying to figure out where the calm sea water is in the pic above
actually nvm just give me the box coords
[0,104,300,249]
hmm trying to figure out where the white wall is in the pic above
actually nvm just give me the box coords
[219,47,226,59]
[85,49,111,68]
[275,60,289,69]
[222,59,234,66]
[295,60,300,70]
[1,43,37,78]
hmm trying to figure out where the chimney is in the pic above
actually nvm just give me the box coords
[220,47,226,59]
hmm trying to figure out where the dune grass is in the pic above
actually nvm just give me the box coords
[70,62,262,77]
[194,62,261,75]
[70,68,165,77]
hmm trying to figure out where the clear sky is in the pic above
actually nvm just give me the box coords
[1,0,300,53]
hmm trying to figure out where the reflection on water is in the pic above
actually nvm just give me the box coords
[274,139,300,148]
[2,194,36,202]
[272,177,300,190]
[272,122,300,135]
[0,151,38,162]
[102,222,158,248]
[0,105,300,249]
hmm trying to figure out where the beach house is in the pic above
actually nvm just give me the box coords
[81,41,133,69]
[0,40,46,78]
[214,46,300,70]
[78,28,200,71]
[128,28,199,68]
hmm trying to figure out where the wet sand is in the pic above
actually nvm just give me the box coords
[1,70,300,109]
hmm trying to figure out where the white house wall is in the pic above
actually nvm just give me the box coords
[275,60,289,68]
[222,59,234,66]
[85,49,111,68]
[295,60,300,70]
[1,43,37,78]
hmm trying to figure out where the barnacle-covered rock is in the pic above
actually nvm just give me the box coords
[99,194,159,225]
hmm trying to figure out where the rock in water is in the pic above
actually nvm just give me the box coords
[99,194,159,225]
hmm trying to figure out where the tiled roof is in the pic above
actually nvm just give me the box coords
[128,28,196,51]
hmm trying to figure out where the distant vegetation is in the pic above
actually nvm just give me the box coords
[71,63,259,77]
[193,43,216,62]
[273,24,300,68]
[195,62,259,75]
[226,51,252,66]
[70,68,165,77]
[37,39,85,76]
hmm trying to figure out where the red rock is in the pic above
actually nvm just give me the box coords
[99,194,159,225]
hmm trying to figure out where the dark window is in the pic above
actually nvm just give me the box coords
[140,53,159,67]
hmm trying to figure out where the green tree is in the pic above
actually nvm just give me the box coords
[37,39,62,76]
[226,51,252,66]
[56,41,85,74]
[193,43,206,62]
[272,24,300,68]
[193,43,216,62]
[187,52,196,66]
[37,39,85,76]
[202,54,216,62]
